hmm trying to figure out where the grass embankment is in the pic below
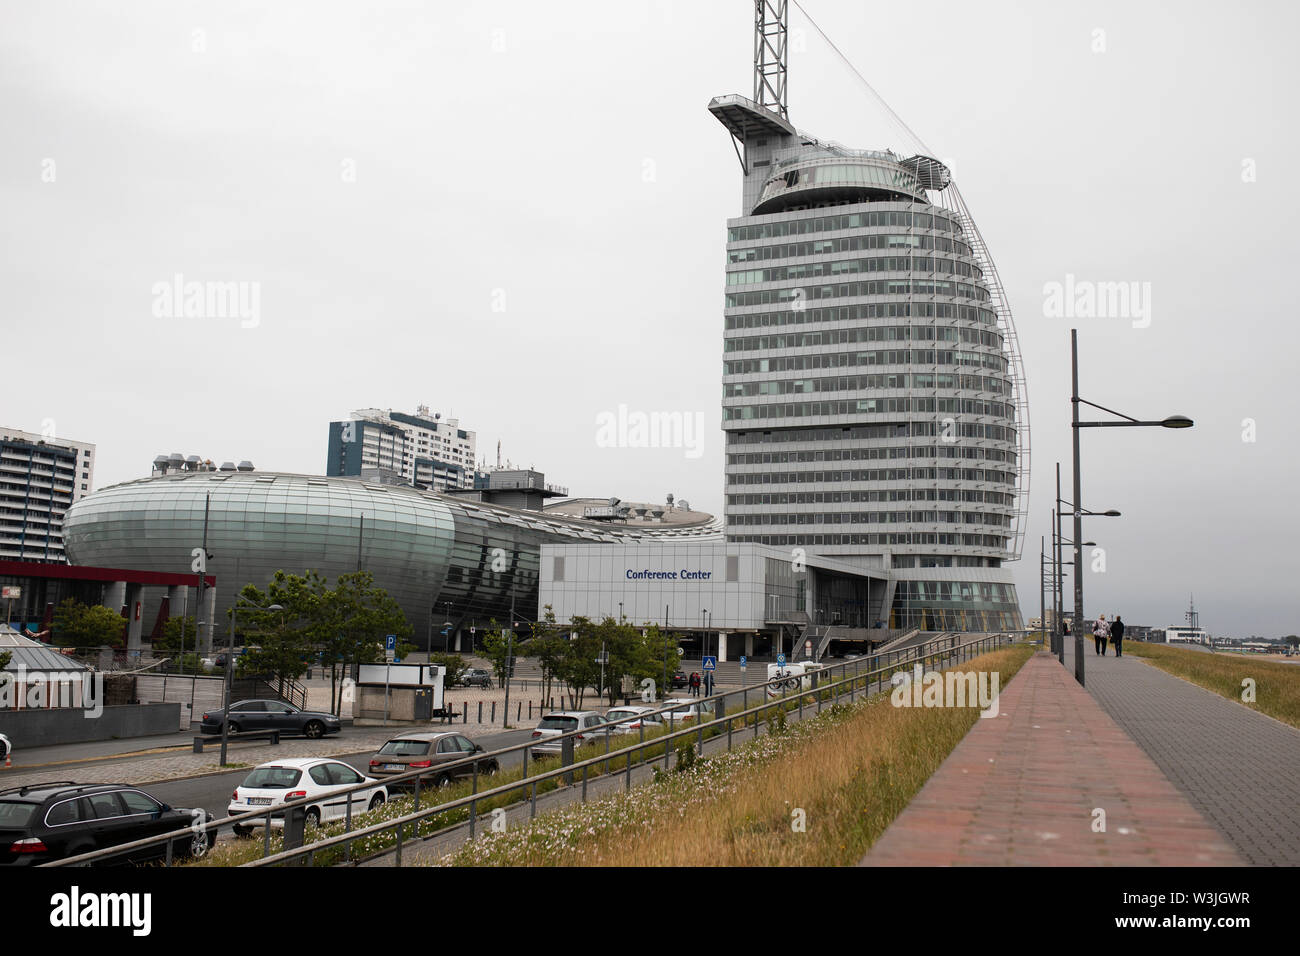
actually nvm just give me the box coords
[186,725,682,866]
[436,643,1034,867]
[1125,641,1300,729]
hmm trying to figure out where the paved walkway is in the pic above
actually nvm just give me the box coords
[862,651,1242,866]
[1070,640,1300,866]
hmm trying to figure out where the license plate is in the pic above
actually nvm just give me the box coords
[384,764,403,771]
[247,797,272,806]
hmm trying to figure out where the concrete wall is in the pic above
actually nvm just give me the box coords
[0,702,180,747]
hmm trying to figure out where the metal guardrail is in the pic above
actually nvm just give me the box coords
[42,631,1017,868]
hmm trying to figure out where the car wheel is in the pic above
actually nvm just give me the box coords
[232,824,252,838]
[187,828,213,859]
[435,772,453,789]
[303,720,324,739]
[305,807,321,828]
[368,793,385,811]
[228,721,241,734]
[484,761,499,777]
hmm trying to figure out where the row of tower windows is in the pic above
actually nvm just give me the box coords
[725,422,1017,444]
[727,443,1017,466]
[727,209,963,242]
[723,397,1015,422]
[727,511,1011,528]
[725,305,1000,336]
[726,278,991,308]
[726,466,1017,486]
[728,532,1008,549]
[726,488,1017,506]
[727,255,980,286]
[724,372,1011,397]
[728,232,973,264]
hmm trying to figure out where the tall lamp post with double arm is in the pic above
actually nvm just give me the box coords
[1070,329,1193,685]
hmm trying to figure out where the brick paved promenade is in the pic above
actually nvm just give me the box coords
[861,651,1242,866]
[1070,640,1300,865]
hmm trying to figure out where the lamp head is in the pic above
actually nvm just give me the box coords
[1161,415,1194,429]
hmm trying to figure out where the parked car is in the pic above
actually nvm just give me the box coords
[669,670,689,690]
[0,782,213,866]
[603,705,664,735]
[529,711,609,757]
[228,758,386,834]
[0,733,10,764]
[366,732,498,788]
[660,699,716,724]
[199,699,342,738]
[457,668,492,688]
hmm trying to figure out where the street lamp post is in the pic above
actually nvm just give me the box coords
[219,601,283,767]
[1070,328,1193,685]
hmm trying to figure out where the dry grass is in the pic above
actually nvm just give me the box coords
[1125,641,1300,728]
[440,643,1034,867]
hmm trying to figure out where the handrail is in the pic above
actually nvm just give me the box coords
[42,630,1011,867]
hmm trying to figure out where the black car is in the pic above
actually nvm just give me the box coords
[200,699,342,738]
[0,782,213,866]
[670,670,689,690]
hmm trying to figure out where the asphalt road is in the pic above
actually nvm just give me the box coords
[143,727,536,837]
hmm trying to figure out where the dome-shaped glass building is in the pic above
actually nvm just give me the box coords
[62,472,667,648]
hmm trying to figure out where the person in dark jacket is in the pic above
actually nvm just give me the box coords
[689,672,701,697]
[1111,616,1125,657]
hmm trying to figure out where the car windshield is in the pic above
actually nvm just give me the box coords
[538,716,578,731]
[378,740,431,757]
[241,767,303,789]
[0,801,37,827]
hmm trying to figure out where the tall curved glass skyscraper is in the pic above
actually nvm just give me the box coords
[710,85,1029,631]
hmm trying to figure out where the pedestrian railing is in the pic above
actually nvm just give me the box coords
[42,632,1016,868]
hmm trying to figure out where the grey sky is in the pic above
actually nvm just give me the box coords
[2,1,1296,637]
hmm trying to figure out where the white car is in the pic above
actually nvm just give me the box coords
[603,705,665,735]
[529,711,609,757]
[228,757,387,834]
[660,699,716,724]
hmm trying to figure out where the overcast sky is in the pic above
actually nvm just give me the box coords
[3,1,1296,637]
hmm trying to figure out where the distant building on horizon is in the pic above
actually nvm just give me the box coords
[326,405,476,493]
[0,427,96,563]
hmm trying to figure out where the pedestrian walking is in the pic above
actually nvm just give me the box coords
[1112,615,1125,657]
[689,671,701,697]
[1093,614,1110,656]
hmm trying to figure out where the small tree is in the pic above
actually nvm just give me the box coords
[51,598,125,649]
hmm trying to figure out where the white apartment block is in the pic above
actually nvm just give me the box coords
[0,427,96,562]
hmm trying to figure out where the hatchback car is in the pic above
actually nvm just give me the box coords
[529,711,609,757]
[0,782,213,866]
[366,732,499,788]
[200,699,342,738]
[603,705,665,735]
[228,758,386,834]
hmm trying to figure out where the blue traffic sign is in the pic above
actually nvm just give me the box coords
[776,653,786,666]
[702,655,717,671]
[385,634,396,650]
[739,655,747,667]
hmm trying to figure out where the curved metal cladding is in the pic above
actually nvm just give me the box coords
[61,473,616,647]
